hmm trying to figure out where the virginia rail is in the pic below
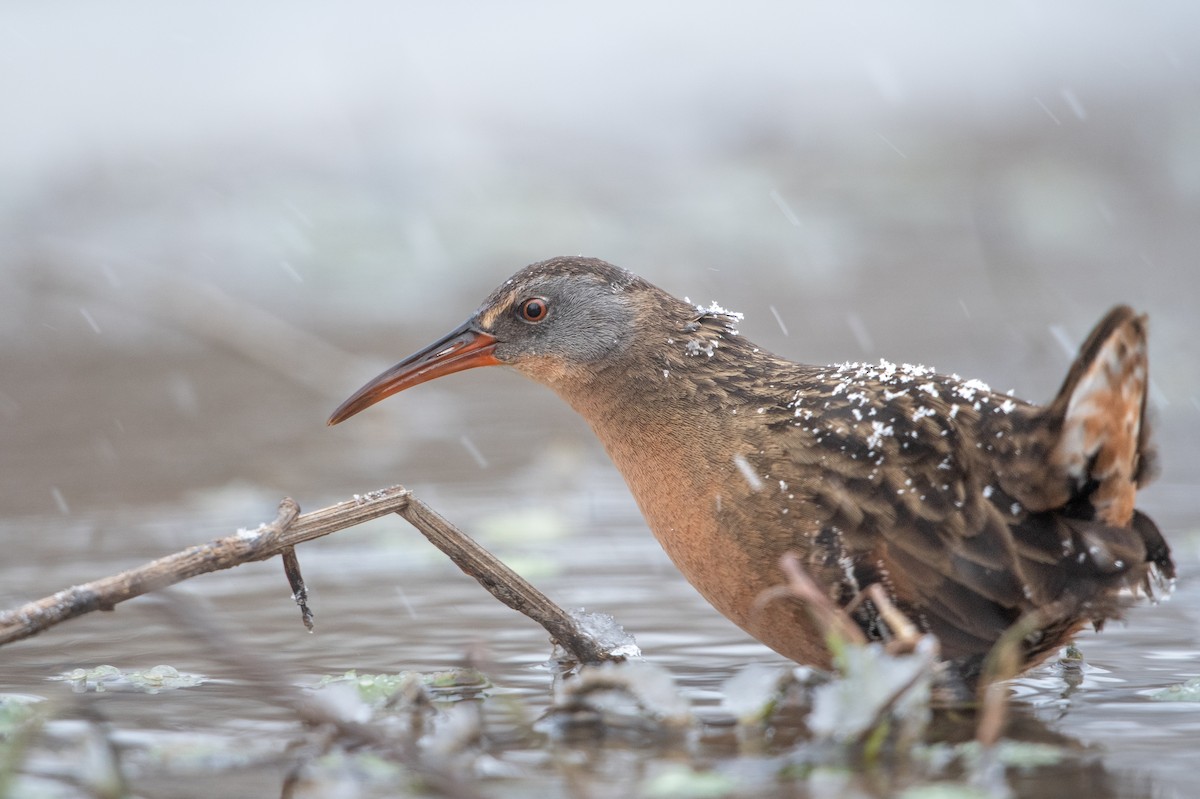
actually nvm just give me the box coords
[329,256,1174,678]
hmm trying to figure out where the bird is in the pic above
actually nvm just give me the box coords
[328,256,1174,681]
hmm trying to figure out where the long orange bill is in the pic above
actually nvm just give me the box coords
[327,321,500,425]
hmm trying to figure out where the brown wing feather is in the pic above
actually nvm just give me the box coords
[745,307,1171,666]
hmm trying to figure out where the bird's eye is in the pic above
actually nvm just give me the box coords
[517,297,549,323]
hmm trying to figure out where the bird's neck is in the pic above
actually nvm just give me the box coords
[546,321,769,511]
[556,315,727,418]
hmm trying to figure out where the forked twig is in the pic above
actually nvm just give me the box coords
[0,486,621,665]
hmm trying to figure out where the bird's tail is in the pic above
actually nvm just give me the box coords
[1048,306,1153,524]
[1043,306,1174,584]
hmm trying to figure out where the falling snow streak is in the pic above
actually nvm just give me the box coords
[459,435,489,469]
[79,308,101,334]
[769,306,789,336]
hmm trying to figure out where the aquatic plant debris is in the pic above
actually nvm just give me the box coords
[0,694,43,735]
[315,668,491,706]
[642,764,737,799]
[895,783,994,799]
[807,636,935,743]
[552,660,690,727]
[52,665,205,694]
[720,662,794,724]
[1149,676,1200,702]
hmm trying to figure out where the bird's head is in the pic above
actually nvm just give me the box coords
[327,256,661,425]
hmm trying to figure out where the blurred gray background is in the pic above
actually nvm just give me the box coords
[3,6,1200,794]
[1,0,1197,533]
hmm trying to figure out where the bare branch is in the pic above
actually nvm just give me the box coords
[397,496,622,664]
[0,485,622,666]
[0,487,411,645]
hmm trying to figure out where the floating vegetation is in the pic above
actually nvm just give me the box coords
[0,695,42,736]
[1149,676,1200,702]
[808,637,935,749]
[642,764,738,798]
[540,660,691,739]
[314,668,491,705]
[52,665,205,694]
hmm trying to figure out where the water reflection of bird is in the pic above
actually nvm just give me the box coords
[329,256,1174,681]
